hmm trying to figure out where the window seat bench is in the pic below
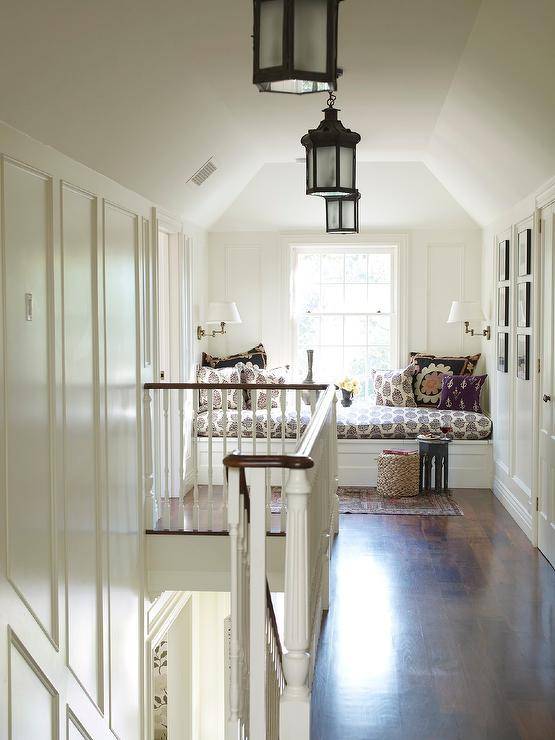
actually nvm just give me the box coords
[194,402,493,489]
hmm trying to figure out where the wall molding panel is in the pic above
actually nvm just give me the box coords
[1,154,59,648]
[0,121,155,739]
[8,628,60,740]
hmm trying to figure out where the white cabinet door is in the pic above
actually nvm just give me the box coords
[538,201,555,568]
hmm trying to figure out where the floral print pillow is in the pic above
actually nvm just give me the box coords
[372,366,417,407]
[241,363,289,410]
[411,355,470,407]
[197,365,241,411]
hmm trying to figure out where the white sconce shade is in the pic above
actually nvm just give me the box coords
[205,301,242,325]
[447,301,491,340]
[447,301,486,323]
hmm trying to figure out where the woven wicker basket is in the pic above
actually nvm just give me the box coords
[377,453,420,498]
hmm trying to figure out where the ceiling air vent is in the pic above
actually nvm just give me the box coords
[188,158,217,186]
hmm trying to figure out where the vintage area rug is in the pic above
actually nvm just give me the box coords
[270,486,463,516]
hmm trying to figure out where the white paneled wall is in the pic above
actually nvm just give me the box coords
[0,121,206,739]
[207,229,483,372]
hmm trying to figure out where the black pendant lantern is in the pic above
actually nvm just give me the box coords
[253,0,343,94]
[325,190,360,233]
[301,93,361,197]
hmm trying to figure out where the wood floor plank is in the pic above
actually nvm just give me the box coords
[310,489,555,740]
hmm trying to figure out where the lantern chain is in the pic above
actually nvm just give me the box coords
[327,91,337,108]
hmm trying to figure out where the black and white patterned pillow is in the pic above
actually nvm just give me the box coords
[197,365,241,411]
[372,366,417,407]
[241,363,289,410]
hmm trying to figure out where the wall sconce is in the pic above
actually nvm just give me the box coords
[197,301,242,340]
[447,301,491,340]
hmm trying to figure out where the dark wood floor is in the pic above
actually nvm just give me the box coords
[147,485,284,534]
[311,490,555,740]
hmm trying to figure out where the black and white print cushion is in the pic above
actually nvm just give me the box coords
[372,366,417,407]
[196,365,241,412]
[196,405,492,440]
[241,363,289,410]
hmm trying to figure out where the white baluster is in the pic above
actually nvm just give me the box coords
[249,467,267,740]
[296,389,301,442]
[280,389,287,532]
[192,389,200,531]
[266,389,272,532]
[143,389,157,529]
[238,388,243,453]
[208,388,214,531]
[222,388,229,530]
[310,389,317,415]
[252,388,257,456]
[162,388,171,529]
[228,467,241,733]
[280,468,311,740]
[177,388,186,530]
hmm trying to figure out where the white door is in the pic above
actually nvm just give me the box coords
[538,201,555,568]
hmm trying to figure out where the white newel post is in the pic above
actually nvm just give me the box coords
[227,467,241,734]
[143,389,157,529]
[280,468,311,740]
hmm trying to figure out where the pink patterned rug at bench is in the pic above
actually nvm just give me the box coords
[270,486,463,516]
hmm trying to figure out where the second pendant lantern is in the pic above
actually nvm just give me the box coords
[301,92,361,198]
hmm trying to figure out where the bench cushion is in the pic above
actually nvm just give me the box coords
[196,403,492,440]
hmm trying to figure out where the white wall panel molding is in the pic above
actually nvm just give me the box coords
[102,199,143,740]
[1,154,60,648]
[424,243,464,355]
[8,628,59,739]
[60,181,104,712]
[224,245,263,351]
[67,706,94,740]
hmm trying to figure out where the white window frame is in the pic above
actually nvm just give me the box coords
[281,234,409,378]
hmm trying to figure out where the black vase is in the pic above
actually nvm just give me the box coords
[341,389,353,407]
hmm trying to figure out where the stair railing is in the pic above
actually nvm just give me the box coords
[225,384,339,740]
[142,382,328,533]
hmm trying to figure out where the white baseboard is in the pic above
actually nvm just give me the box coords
[493,477,533,540]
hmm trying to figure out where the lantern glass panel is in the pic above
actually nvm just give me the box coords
[340,147,354,188]
[316,146,336,189]
[307,149,314,189]
[294,0,328,73]
[259,0,284,69]
[328,200,340,230]
[342,199,355,229]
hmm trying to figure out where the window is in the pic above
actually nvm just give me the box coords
[293,246,399,398]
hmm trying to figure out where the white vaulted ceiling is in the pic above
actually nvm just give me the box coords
[1,0,554,228]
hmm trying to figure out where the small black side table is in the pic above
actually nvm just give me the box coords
[418,437,452,493]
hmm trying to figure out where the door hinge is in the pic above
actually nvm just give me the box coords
[539,219,542,234]
[538,357,541,374]
[536,498,539,511]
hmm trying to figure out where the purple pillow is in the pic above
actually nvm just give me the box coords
[437,374,487,413]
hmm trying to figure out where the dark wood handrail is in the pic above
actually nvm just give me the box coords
[223,384,336,471]
[144,382,329,391]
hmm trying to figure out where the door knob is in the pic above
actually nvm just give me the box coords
[543,394,551,403]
